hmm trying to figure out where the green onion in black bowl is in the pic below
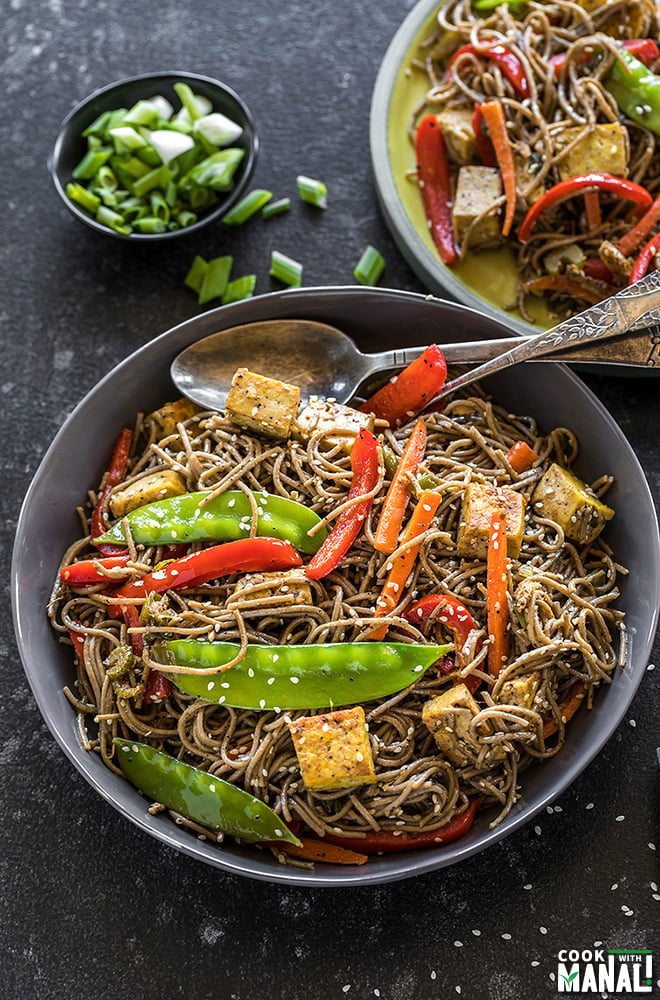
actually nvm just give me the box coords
[48,71,259,242]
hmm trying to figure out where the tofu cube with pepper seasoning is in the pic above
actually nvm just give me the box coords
[456,482,526,560]
[452,166,503,249]
[436,106,477,165]
[146,397,199,438]
[109,469,187,518]
[531,463,614,544]
[225,368,300,439]
[230,569,313,606]
[497,673,540,710]
[293,397,375,453]
[422,683,504,766]
[553,123,629,181]
[287,706,377,792]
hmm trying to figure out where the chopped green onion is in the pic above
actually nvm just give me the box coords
[64,82,246,236]
[198,255,233,304]
[72,148,112,180]
[270,250,303,287]
[354,245,386,286]
[184,255,208,293]
[222,189,272,225]
[65,182,101,214]
[95,204,130,234]
[222,274,257,304]
[261,197,291,219]
[296,174,327,209]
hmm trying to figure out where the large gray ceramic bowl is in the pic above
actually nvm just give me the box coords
[12,287,660,886]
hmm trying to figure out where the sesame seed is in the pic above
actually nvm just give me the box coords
[290,676,299,684]
[611,883,618,891]
[615,815,625,822]
[430,971,436,980]
[523,884,532,890]
[531,961,539,967]
[209,783,216,792]
[540,927,548,935]
[208,682,215,690]
[534,825,542,835]
[259,699,266,709]
[218,696,225,705]
[454,940,463,948]
[501,933,512,940]
[649,843,656,851]
[267,677,275,685]
[586,802,595,810]
[472,929,481,936]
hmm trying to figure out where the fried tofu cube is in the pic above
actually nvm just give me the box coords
[456,482,526,560]
[231,569,313,605]
[497,673,540,710]
[146,397,199,438]
[225,368,300,439]
[422,683,503,766]
[288,706,376,792]
[436,106,477,165]
[452,166,503,249]
[553,123,628,181]
[293,397,375,453]
[109,470,187,518]
[532,463,614,545]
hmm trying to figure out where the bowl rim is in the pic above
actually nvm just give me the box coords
[48,70,259,242]
[11,285,660,885]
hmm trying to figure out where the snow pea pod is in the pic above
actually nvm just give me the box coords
[113,738,301,845]
[163,640,452,711]
[605,46,660,135]
[95,489,327,555]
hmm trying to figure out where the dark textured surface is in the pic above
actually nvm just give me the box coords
[2,1,659,997]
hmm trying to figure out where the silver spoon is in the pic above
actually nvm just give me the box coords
[171,272,660,411]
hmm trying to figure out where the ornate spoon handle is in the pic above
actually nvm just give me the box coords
[436,271,660,398]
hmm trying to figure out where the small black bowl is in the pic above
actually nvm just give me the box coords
[48,71,259,241]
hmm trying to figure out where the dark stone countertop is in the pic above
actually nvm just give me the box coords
[2,2,658,998]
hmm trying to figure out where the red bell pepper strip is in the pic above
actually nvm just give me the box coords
[472,106,496,168]
[91,428,133,555]
[123,603,144,657]
[505,440,538,474]
[486,511,509,677]
[306,429,379,580]
[521,274,606,305]
[371,489,442,640]
[628,231,660,283]
[112,537,303,605]
[374,418,427,553]
[359,345,448,427]
[543,680,586,739]
[449,43,529,97]
[617,191,660,257]
[321,797,480,854]
[583,257,615,284]
[68,624,87,662]
[60,554,132,585]
[414,114,456,265]
[479,101,516,237]
[404,592,482,693]
[583,189,601,228]
[518,173,653,244]
[548,38,660,79]
[144,668,173,703]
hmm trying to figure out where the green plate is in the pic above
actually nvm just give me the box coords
[369,0,550,333]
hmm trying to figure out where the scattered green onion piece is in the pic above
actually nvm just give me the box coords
[108,125,148,154]
[150,190,170,222]
[296,174,327,209]
[176,209,197,228]
[148,129,195,165]
[198,255,233,304]
[181,149,245,192]
[222,188,272,225]
[132,165,173,199]
[192,112,242,147]
[82,111,113,138]
[72,148,112,180]
[222,274,257,304]
[95,165,118,191]
[270,250,303,287]
[261,197,291,219]
[65,182,101,214]
[354,245,386,286]
[184,255,208,293]
[123,99,160,127]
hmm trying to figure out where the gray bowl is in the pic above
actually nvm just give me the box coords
[11,287,660,885]
[48,71,258,241]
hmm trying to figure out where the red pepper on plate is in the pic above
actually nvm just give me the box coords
[472,105,497,168]
[449,43,529,97]
[486,510,509,678]
[414,114,456,265]
[629,231,660,283]
[404,592,482,693]
[144,668,173,703]
[548,38,660,78]
[359,345,448,426]
[91,427,133,555]
[60,554,132,585]
[505,440,538,474]
[518,173,653,244]
[618,190,660,258]
[111,536,303,604]
[543,680,587,738]
[582,257,615,284]
[320,797,481,854]
[306,429,379,580]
